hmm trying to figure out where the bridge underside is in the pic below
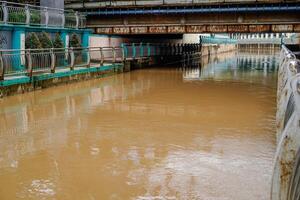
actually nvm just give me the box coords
[79,2,300,34]
[88,12,300,34]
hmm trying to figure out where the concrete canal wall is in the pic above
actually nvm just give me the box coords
[271,45,300,200]
[201,44,237,57]
[0,64,124,98]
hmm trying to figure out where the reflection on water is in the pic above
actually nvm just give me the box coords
[0,49,277,200]
[183,50,278,84]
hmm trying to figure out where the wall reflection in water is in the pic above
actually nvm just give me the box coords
[0,48,277,200]
[183,49,279,85]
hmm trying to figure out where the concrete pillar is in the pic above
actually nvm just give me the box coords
[12,28,25,70]
[82,31,91,48]
[40,0,64,9]
[61,31,69,48]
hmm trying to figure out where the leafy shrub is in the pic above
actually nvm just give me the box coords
[38,32,53,49]
[30,12,41,24]
[8,12,40,24]
[53,33,64,49]
[9,12,26,23]
[25,33,42,49]
[69,33,81,48]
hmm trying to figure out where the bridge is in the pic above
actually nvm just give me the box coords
[65,0,300,34]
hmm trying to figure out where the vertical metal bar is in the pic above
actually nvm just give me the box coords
[44,7,49,27]
[70,47,75,70]
[2,2,8,24]
[75,11,79,29]
[112,47,116,63]
[0,51,4,81]
[50,48,55,73]
[26,50,33,77]
[86,48,91,68]
[132,43,136,59]
[100,47,104,66]
[121,46,126,61]
[25,4,30,25]
[121,43,126,61]
[62,10,65,28]
[147,43,150,57]
[140,42,143,57]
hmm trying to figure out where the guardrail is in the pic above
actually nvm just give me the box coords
[271,45,300,200]
[201,36,237,44]
[0,43,201,80]
[0,1,86,28]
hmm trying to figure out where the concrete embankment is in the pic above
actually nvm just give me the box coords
[0,59,153,98]
[0,64,124,98]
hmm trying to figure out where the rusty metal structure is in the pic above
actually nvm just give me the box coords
[64,1,300,34]
[272,44,300,200]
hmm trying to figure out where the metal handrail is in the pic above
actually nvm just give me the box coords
[0,43,202,80]
[271,45,300,200]
[0,1,86,28]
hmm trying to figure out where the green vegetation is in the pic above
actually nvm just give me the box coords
[30,12,41,24]
[25,33,42,49]
[9,12,26,23]
[53,33,64,49]
[8,12,41,24]
[69,34,81,48]
[38,32,53,49]
[24,32,82,51]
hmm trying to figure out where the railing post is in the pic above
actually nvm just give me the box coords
[25,4,30,25]
[61,10,65,28]
[70,47,75,70]
[44,7,49,27]
[86,48,91,68]
[121,43,126,61]
[140,42,143,57]
[100,47,104,66]
[147,43,150,57]
[26,50,33,77]
[50,48,55,73]
[0,51,4,81]
[112,47,116,63]
[121,44,126,61]
[75,11,79,29]
[2,2,8,24]
[132,43,136,59]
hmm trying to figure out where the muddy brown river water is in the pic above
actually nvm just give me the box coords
[0,49,278,200]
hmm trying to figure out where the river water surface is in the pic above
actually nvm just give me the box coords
[0,49,278,200]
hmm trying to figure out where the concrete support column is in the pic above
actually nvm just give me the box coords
[60,31,69,48]
[40,0,64,9]
[82,31,91,48]
[12,29,25,50]
[12,28,25,70]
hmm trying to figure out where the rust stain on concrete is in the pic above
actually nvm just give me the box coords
[272,25,293,32]
[249,25,270,33]
[186,25,206,33]
[167,26,186,33]
[113,27,130,34]
[228,25,248,33]
[149,26,167,33]
[130,27,148,34]
[206,25,227,33]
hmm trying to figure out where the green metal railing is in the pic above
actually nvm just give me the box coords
[0,1,86,28]
[0,43,201,80]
